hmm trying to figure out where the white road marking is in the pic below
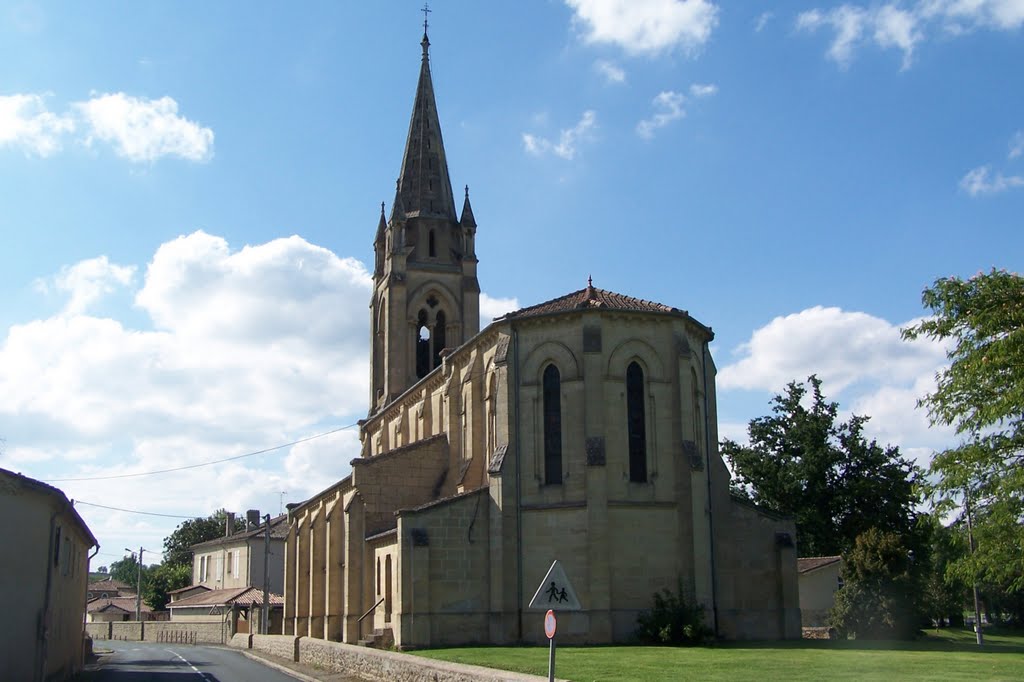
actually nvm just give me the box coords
[166,649,212,680]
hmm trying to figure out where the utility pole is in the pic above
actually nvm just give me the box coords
[126,546,143,622]
[263,514,271,634]
[965,492,984,646]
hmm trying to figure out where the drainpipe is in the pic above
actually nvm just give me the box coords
[84,544,100,664]
[701,340,720,637]
[512,326,524,642]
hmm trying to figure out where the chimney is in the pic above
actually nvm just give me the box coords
[246,509,260,530]
[225,512,235,537]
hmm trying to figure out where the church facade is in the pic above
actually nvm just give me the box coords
[283,30,800,648]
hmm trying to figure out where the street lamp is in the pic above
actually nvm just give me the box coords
[125,547,144,622]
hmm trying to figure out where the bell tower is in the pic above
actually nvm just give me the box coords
[369,27,480,414]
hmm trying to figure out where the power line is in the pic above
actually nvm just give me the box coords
[75,500,197,519]
[46,423,357,482]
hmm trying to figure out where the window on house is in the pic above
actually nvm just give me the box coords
[227,551,233,574]
[216,555,223,581]
[627,361,648,482]
[543,364,563,485]
[53,526,62,566]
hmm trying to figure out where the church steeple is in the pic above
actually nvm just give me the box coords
[395,17,457,221]
[368,18,480,415]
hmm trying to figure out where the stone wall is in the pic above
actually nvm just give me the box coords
[299,637,554,682]
[353,435,450,536]
[251,634,300,661]
[85,620,228,644]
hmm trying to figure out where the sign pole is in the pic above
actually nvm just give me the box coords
[548,634,555,682]
[544,609,557,682]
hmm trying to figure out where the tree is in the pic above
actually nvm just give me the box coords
[162,509,244,568]
[721,376,921,557]
[830,528,923,639]
[108,555,145,588]
[902,269,1024,595]
[143,563,191,611]
[96,565,108,574]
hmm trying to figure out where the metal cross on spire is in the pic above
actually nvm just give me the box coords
[421,2,431,35]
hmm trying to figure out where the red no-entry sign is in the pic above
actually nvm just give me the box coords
[544,609,557,639]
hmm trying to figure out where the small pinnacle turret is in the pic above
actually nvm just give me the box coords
[460,185,476,228]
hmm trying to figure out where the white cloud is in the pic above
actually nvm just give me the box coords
[0,93,74,157]
[959,165,1024,196]
[718,306,956,468]
[718,306,948,395]
[39,255,136,316]
[594,59,627,84]
[1009,130,1024,159]
[689,83,718,98]
[798,1,1024,68]
[480,293,520,326]
[755,11,774,32]
[0,233,525,556]
[522,110,597,160]
[637,91,686,139]
[75,93,214,162]
[566,0,719,56]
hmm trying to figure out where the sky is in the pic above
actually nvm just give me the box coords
[1,0,1022,570]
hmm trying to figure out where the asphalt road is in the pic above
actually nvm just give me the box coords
[79,640,305,682]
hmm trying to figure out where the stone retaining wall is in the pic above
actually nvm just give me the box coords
[85,620,228,644]
[230,634,556,682]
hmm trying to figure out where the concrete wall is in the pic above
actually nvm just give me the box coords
[799,561,843,627]
[1,471,94,682]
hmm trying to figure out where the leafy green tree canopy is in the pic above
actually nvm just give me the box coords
[721,376,921,557]
[902,269,1024,593]
[162,509,244,568]
[830,528,923,640]
[143,563,191,611]
[108,555,144,587]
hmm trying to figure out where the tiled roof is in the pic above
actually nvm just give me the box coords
[798,556,843,574]
[497,284,681,321]
[168,586,284,609]
[189,514,289,551]
[88,579,131,592]
[167,584,210,596]
[87,596,152,614]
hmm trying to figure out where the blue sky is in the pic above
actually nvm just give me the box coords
[1,1,1022,567]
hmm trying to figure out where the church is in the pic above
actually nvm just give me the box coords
[282,27,800,648]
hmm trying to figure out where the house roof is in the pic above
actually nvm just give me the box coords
[87,596,152,614]
[88,578,132,592]
[168,586,284,609]
[189,514,289,551]
[167,584,210,596]
[798,556,843,574]
[0,467,99,547]
[497,283,683,321]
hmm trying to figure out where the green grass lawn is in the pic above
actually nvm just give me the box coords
[412,628,1024,681]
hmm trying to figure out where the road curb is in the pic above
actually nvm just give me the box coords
[239,649,322,682]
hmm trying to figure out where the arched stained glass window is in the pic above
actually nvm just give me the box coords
[627,361,647,482]
[543,364,562,485]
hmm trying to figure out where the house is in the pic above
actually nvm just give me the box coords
[86,596,154,622]
[798,556,844,627]
[169,586,284,636]
[0,467,98,682]
[168,584,210,603]
[86,578,135,601]
[282,28,801,649]
[189,512,287,594]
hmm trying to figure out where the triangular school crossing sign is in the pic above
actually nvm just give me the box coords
[528,560,582,611]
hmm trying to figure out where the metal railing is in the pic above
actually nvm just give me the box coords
[356,597,385,624]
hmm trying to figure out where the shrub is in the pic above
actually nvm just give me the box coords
[636,579,712,645]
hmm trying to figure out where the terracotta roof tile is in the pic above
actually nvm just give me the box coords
[497,285,681,321]
[87,597,152,614]
[798,556,843,573]
[168,586,283,608]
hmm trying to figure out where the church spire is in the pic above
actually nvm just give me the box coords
[395,9,457,221]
